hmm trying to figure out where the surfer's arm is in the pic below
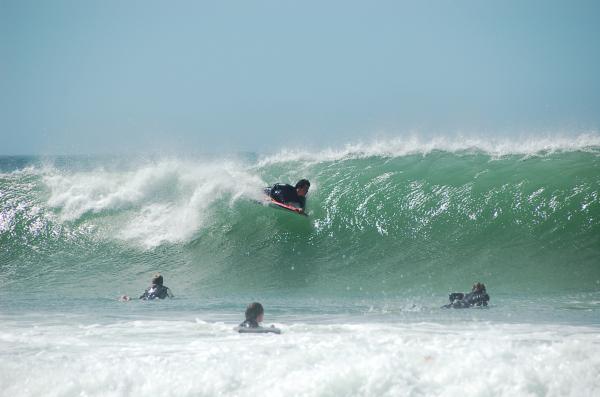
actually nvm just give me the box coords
[477,293,489,306]
[296,196,306,213]
[448,292,464,302]
[167,288,174,298]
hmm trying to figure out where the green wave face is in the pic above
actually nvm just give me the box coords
[1,150,599,298]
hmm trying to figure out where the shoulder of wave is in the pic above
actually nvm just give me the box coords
[256,133,600,166]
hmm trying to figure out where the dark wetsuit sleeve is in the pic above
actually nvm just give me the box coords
[268,184,306,209]
[463,292,475,305]
[481,293,489,306]
[449,292,464,302]
[298,195,306,209]
[465,291,489,306]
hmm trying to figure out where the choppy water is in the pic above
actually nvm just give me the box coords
[1,135,600,396]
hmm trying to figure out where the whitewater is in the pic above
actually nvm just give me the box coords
[1,135,600,396]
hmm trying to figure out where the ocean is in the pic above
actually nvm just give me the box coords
[1,136,599,396]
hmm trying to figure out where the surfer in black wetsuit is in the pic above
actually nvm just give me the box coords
[265,179,310,214]
[139,273,174,300]
[239,302,264,328]
[442,282,489,308]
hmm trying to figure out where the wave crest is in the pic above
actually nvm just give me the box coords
[257,132,600,165]
[43,160,266,247]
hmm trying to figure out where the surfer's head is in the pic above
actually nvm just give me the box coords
[295,179,310,196]
[472,282,485,292]
[151,273,164,286]
[245,302,264,322]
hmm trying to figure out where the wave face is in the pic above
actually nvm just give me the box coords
[1,138,600,298]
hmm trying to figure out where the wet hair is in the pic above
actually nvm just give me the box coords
[472,282,486,292]
[152,273,164,286]
[245,302,264,320]
[295,179,310,189]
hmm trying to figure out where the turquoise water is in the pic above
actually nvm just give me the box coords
[1,148,599,298]
[1,139,600,396]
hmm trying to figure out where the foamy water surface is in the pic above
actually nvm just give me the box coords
[1,308,598,397]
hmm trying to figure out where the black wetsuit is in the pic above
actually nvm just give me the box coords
[239,319,260,328]
[443,290,489,308]
[266,183,306,210]
[139,284,173,300]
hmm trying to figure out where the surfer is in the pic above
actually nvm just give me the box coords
[239,302,264,328]
[139,273,174,300]
[264,179,310,214]
[442,282,489,308]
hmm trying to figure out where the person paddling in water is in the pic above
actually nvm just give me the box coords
[239,302,264,328]
[119,273,174,301]
[139,273,174,300]
[264,179,310,214]
[237,302,281,333]
[442,282,489,308]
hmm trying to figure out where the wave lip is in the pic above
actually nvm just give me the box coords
[257,132,600,165]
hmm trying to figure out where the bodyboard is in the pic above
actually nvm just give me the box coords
[266,197,307,216]
[234,326,282,334]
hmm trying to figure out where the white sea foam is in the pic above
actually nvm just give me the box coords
[257,132,600,165]
[0,313,598,397]
[42,160,266,247]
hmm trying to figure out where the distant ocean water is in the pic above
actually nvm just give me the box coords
[1,134,599,396]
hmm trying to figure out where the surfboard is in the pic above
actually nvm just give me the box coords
[234,326,282,334]
[266,197,308,216]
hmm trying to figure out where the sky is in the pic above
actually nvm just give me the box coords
[1,0,599,155]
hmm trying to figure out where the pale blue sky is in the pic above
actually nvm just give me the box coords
[1,0,599,154]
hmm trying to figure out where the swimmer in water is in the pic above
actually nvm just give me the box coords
[239,302,264,328]
[119,273,174,301]
[139,273,174,300]
[442,282,489,308]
